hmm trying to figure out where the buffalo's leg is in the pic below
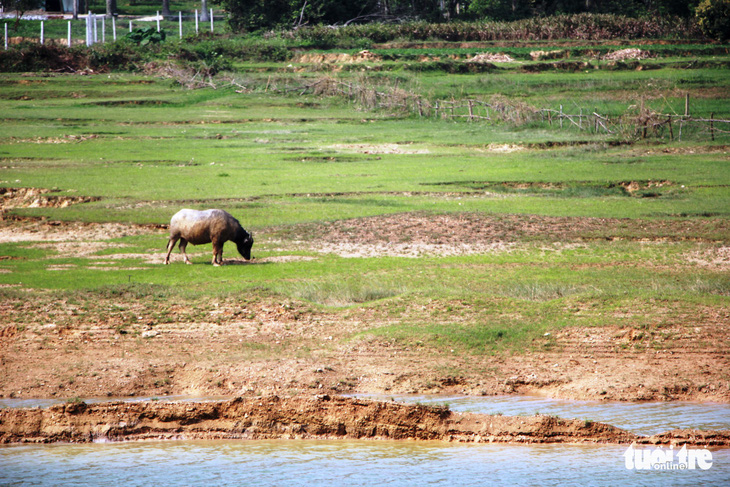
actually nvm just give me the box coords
[179,239,193,265]
[212,242,223,266]
[164,237,179,265]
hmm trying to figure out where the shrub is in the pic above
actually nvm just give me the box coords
[696,0,730,40]
[125,27,167,46]
[0,43,89,72]
[89,42,144,71]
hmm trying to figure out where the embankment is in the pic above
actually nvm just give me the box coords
[1,395,728,446]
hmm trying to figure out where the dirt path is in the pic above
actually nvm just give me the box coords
[2,395,728,446]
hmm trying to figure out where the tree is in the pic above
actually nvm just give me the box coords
[201,0,210,22]
[467,0,533,20]
[162,0,171,18]
[696,0,730,40]
[214,0,381,31]
[106,0,116,17]
[8,0,43,30]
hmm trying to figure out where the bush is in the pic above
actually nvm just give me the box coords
[0,43,89,72]
[89,42,144,71]
[696,0,730,40]
[125,27,167,46]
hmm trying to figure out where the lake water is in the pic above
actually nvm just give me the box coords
[1,394,728,486]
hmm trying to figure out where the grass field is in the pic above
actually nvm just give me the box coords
[0,40,728,401]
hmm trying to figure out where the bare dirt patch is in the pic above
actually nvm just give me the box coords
[285,212,730,259]
[0,217,161,243]
[466,53,515,63]
[292,50,382,64]
[602,48,651,61]
[686,246,730,270]
[328,143,430,155]
[0,187,100,215]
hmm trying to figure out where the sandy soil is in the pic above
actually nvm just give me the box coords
[0,211,728,407]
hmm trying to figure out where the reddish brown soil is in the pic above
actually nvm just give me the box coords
[2,395,728,446]
[1,212,728,407]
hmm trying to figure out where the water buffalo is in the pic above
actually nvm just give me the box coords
[164,209,254,266]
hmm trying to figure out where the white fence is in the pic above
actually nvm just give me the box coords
[3,10,218,49]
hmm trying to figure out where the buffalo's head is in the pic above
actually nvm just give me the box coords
[236,231,254,260]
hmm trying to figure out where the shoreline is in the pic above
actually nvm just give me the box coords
[1,395,728,447]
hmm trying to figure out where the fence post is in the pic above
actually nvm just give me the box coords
[112,17,116,41]
[210,9,214,32]
[85,13,91,46]
[179,12,182,38]
[93,13,98,43]
[468,100,474,122]
[579,108,582,130]
[4,23,7,51]
[40,21,44,45]
[68,21,72,47]
[129,20,132,32]
[667,116,673,141]
[559,105,563,129]
[685,93,690,117]
[156,11,160,32]
[195,10,199,34]
[102,16,105,43]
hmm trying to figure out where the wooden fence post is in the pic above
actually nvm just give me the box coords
[579,108,582,130]
[559,105,563,129]
[667,116,673,141]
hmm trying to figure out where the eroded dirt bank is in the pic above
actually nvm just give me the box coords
[2,395,728,446]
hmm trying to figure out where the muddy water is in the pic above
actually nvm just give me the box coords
[1,395,728,486]
[1,440,728,486]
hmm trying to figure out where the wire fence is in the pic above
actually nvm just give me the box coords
[293,77,730,142]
